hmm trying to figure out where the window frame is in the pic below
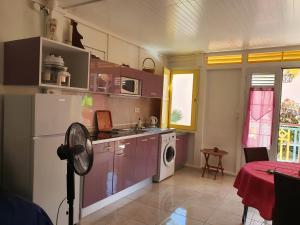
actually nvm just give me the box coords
[168,69,198,131]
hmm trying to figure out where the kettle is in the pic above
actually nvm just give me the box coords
[149,116,158,127]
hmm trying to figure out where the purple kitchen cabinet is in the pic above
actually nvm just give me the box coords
[89,67,121,94]
[140,71,163,98]
[90,58,121,94]
[120,67,139,79]
[113,138,137,193]
[135,136,148,182]
[145,134,159,177]
[175,134,188,169]
[136,134,159,181]
[83,142,114,208]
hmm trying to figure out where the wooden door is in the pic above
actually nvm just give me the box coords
[204,69,242,174]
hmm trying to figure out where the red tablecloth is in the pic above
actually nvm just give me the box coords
[234,161,300,220]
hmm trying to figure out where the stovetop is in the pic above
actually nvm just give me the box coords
[90,129,147,141]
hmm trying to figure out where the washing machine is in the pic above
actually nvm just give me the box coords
[154,132,176,182]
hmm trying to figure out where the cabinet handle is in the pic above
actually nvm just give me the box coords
[149,137,156,140]
[141,138,148,142]
[116,153,128,157]
[116,150,124,155]
[125,142,131,145]
[176,138,180,141]
[105,146,113,149]
[119,144,126,149]
[150,92,157,95]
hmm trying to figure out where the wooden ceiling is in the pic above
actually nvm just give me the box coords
[58,0,300,54]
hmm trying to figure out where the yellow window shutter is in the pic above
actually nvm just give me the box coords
[207,54,242,65]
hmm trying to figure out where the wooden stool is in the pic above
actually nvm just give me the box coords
[200,148,228,179]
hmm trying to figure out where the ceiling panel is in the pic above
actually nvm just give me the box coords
[57,0,300,54]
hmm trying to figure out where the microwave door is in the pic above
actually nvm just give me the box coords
[122,80,135,93]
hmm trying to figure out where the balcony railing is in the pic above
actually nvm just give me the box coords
[278,124,300,162]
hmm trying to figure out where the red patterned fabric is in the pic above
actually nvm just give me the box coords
[234,161,300,220]
[242,88,275,149]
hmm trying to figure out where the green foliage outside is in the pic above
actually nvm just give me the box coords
[171,109,183,123]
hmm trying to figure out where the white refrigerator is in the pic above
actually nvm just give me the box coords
[3,93,82,225]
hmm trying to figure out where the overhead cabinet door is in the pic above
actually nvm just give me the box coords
[34,94,82,136]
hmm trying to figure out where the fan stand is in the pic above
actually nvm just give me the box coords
[57,122,94,225]
[67,159,74,225]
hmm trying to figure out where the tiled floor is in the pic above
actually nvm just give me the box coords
[79,167,272,225]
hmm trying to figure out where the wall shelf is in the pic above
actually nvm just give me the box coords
[4,37,90,90]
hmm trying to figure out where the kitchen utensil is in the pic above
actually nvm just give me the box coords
[96,110,113,132]
[44,54,64,66]
[149,116,158,127]
[57,67,71,86]
[142,58,155,73]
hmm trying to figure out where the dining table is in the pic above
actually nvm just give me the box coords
[233,161,300,223]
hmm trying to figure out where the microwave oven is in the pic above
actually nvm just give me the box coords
[120,77,140,95]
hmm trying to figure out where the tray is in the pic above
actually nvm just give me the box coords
[96,110,113,131]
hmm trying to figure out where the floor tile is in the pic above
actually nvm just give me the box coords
[80,167,272,225]
[206,209,243,225]
[116,201,171,225]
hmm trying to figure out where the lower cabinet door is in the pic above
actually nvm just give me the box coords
[83,142,114,208]
[113,138,137,193]
[175,134,188,169]
[136,134,159,181]
[146,134,159,177]
[135,136,148,182]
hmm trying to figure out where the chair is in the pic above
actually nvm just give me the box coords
[242,147,269,224]
[273,172,300,225]
[243,147,269,163]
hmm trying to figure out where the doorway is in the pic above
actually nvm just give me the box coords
[277,68,300,162]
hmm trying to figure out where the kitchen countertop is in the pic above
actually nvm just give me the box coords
[91,128,175,144]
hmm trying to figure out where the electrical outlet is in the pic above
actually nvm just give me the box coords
[134,107,140,113]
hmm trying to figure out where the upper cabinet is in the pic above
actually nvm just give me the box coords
[90,58,163,98]
[140,71,163,98]
[4,37,90,90]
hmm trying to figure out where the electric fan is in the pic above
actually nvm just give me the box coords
[57,123,93,225]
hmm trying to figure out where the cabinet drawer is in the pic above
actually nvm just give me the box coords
[93,142,114,153]
[115,138,136,151]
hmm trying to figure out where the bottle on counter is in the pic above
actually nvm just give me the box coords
[137,118,142,129]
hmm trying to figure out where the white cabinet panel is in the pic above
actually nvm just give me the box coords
[34,94,82,136]
[108,36,139,69]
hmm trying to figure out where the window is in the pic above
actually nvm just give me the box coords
[169,70,198,131]
[242,73,275,149]
[248,52,282,63]
[207,54,242,65]
[251,73,275,86]
[248,50,300,63]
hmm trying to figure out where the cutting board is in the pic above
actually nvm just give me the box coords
[96,110,113,131]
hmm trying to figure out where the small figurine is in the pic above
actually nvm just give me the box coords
[47,18,58,41]
[71,20,84,49]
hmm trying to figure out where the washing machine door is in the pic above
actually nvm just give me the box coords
[163,144,176,167]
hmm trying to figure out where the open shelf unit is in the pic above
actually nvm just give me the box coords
[4,37,90,90]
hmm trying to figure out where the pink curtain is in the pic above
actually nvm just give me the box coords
[242,87,275,149]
